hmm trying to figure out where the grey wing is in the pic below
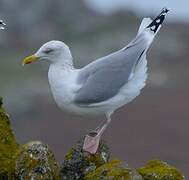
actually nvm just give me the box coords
[74,35,148,105]
[73,9,167,105]
[74,51,146,105]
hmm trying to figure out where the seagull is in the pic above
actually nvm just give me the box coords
[22,8,169,154]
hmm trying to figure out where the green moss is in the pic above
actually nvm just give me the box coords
[64,147,75,161]
[15,141,60,180]
[85,159,143,180]
[0,97,19,178]
[61,139,110,179]
[137,159,184,180]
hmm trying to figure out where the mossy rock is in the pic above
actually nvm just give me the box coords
[0,97,19,179]
[61,139,110,180]
[15,141,60,180]
[85,159,143,180]
[137,160,184,180]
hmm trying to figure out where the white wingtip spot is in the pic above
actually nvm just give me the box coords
[0,20,6,30]
[150,25,156,31]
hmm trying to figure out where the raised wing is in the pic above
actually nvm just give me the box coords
[74,41,146,105]
[74,8,169,105]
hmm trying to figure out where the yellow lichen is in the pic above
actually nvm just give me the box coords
[15,141,60,180]
[85,159,142,180]
[137,159,184,180]
[64,148,75,161]
[0,97,19,178]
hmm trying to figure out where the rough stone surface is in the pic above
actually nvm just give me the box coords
[60,139,110,180]
[15,141,60,180]
[137,159,184,180]
[0,97,19,179]
[85,159,143,180]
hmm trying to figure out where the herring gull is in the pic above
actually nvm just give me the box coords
[22,8,169,154]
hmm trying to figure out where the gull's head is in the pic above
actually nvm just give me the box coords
[22,40,72,66]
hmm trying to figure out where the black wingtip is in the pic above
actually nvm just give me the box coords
[0,20,6,30]
[147,7,169,33]
[161,7,170,14]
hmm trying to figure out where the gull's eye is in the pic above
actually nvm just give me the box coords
[43,48,53,54]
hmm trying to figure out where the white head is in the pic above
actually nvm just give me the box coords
[22,40,73,66]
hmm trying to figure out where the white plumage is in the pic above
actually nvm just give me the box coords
[23,8,169,154]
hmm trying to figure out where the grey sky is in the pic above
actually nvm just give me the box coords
[85,0,189,22]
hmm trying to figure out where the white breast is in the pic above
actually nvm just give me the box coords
[48,64,79,112]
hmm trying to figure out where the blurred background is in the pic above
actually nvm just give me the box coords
[0,0,189,175]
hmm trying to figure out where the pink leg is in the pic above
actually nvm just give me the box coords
[83,114,112,154]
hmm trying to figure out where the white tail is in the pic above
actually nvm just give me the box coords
[137,18,153,35]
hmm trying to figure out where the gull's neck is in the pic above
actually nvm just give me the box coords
[51,57,75,70]
[48,58,75,87]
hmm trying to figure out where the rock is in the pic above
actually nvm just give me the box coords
[84,159,143,180]
[60,139,110,180]
[137,159,184,180]
[0,97,19,179]
[15,141,60,180]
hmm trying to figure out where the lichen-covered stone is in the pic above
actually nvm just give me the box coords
[0,97,19,179]
[15,141,60,180]
[60,139,110,180]
[137,159,184,180]
[85,159,143,180]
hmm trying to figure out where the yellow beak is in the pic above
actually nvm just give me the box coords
[22,55,39,66]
